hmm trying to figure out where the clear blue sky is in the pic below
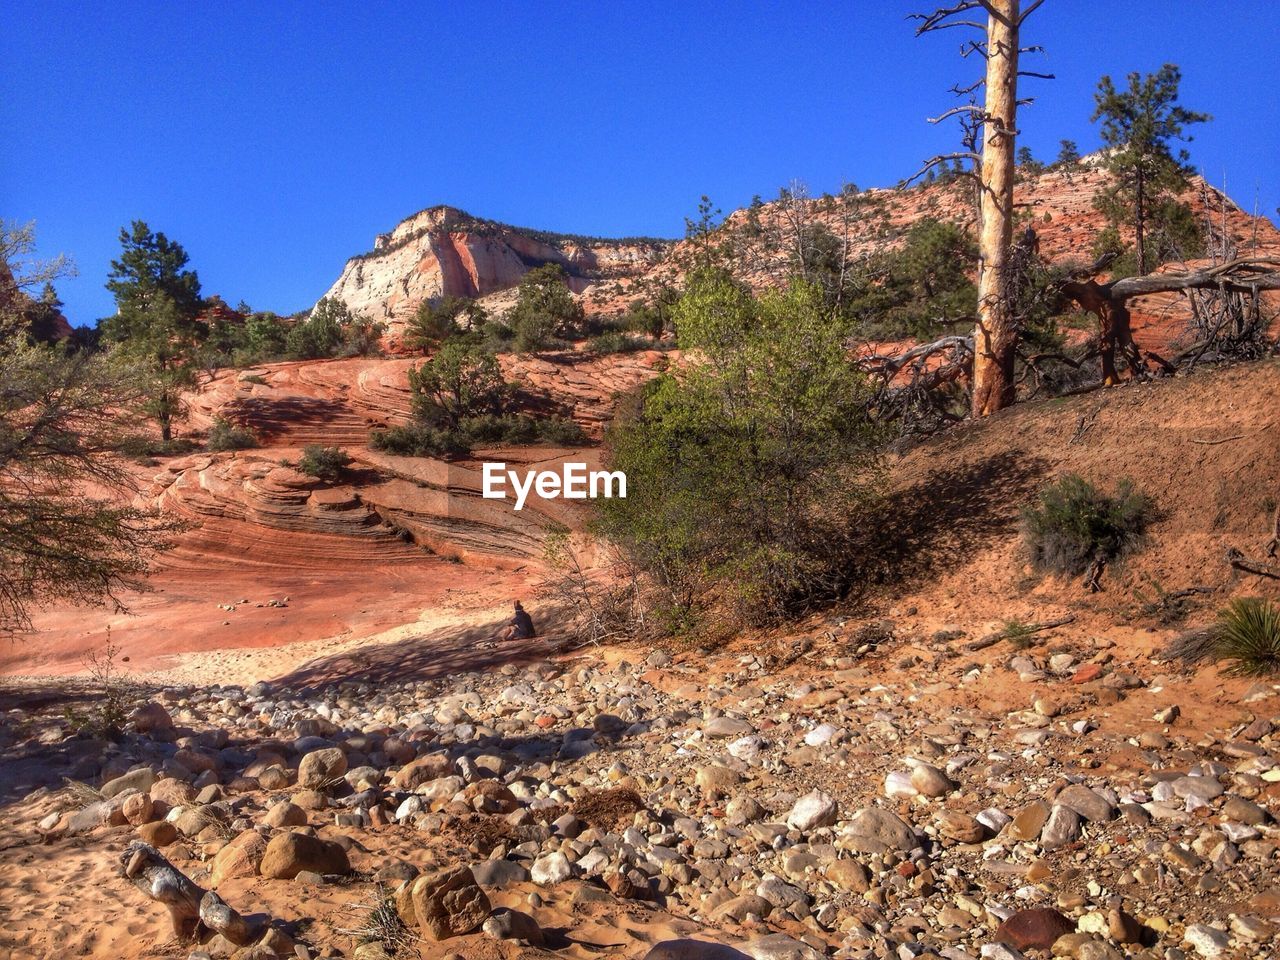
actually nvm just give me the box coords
[4,1,1277,326]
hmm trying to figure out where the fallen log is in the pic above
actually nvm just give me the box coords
[120,841,256,944]
[1225,547,1280,581]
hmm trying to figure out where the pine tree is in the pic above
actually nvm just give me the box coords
[1091,64,1210,275]
[101,222,205,442]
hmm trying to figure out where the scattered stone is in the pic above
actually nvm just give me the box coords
[400,865,490,940]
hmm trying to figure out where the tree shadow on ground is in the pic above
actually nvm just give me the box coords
[0,679,138,809]
[270,614,570,691]
[855,449,1050,591]
[220,396,360,443]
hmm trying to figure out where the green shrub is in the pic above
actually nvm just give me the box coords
[298,445,352,482]
[370,414,585,458]
[404,296,486,352]
[587,332,650,355]
[1021,475,1149,576]
[599,270,883,627]
[1209,598,1280,676]
[115,435,200,460]
[205,417,258,452]
[408,341,509,427]
[508,263,585,352]
[370,423,470,458]
[286,297,383,359]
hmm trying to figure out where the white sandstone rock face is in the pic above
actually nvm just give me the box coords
[318,205,670,327]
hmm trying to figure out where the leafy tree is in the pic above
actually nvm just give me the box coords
[341,310,387,357]
[372,340,584,456]
[1016,146,1045,176]
[847,218,978,339]
[101,222,205,442]
[16,282,66,344]
[508,263,585,352]
[407,340,508,429]
[242,311,289,360]
[1,221,182,635]
[1054,139,1081,169]
[599,270,882,627]
[285,296,380,359]
[1091,64,1210,275]
[404,295,486,352]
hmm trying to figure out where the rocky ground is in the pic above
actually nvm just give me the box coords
[2,616,1278,960]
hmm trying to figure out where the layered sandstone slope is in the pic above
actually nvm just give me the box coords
[185,350,667,445]
[319,167,1279,357]
[318,205,672,332]
[657,163,1280,356]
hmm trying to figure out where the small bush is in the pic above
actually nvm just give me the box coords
[1021,474,1150,576]
[298,445,351,482]
[370,423,471,458]
[999,618,1038,648]
[1209,598,1280,676]
[205,417,258,452]
[370,414,586,457]
[587,332,650,355]
[115,435,200,460]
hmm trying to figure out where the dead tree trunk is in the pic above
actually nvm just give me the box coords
[120,841,256,944]
[971,0,1020,417]
[911,1,1052,418]
[1062,257,1280,383]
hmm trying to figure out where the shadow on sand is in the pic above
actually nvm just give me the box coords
[270,613,569,690]
[856,449,1050,590]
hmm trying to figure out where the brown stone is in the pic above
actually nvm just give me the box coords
[390,753,454,791]
[122,792,156,826]
[211,830,269,886]
[996,908,1076,950]
[136,820,178,846]
[260,831,350,880]
[404,866,490,939]
[1011,801,1051,841]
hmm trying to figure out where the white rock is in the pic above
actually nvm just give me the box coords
[1183,923,1230,958]
[530,851,573,885]
[785,790,838,831]
[804,723,843,747]
[884,770,918,800]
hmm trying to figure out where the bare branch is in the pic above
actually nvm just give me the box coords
[949,78,985,95]
[928,104,987,124]
[1018,70,1056,80]
[1019,0,1048,23]
[908,2,985,35]
[901,153,982,186]
[974,0,1013,25]
[1107,258,1280,300]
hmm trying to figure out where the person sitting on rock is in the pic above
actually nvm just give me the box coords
[498,601,536,642]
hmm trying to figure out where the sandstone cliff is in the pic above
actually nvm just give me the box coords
[318,205,671,328]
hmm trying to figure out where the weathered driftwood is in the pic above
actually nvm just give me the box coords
[1226,547,1280,581]
[120,841,254,944]
[965,614,1076,650]
[1063,258,1280,386]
